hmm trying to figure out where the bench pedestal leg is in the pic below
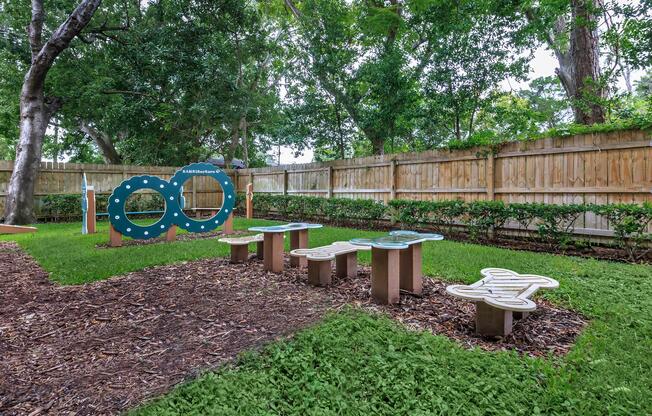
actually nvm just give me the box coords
[165,225,177,242]
[308,260,331,286]
[475,302,513,337]
[109,224,123,247]
[289,229,308,268]
[371,247,400,304]
[263,232,284,272]
[256,241,264,259]
[513,311,529,320]
[399,243,422,295]
[335,252,357,278]
[230,245,249,263]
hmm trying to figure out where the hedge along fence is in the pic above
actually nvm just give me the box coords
[248,194,652,261]
[39,193,166,222]
[234,128,652,238]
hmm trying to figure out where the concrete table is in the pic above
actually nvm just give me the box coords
[350,231,444,304]
[248,223,323,272]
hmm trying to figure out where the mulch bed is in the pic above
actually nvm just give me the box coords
[0,241,587,415]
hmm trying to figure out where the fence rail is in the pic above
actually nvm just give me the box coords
[1,129,650,237]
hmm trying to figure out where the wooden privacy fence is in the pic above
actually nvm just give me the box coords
[1,129,651,236]
[0,162,234,216]
[233,129,651,236]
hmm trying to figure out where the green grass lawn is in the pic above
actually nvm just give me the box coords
[3,220,651,414]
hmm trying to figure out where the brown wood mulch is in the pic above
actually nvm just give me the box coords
[0,241,586,415]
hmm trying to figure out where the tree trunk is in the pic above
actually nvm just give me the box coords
[3,0,102,224]
[225,120,240,168]
[368,131,385,155]
[240,116,248,168]
[569,0,605,124]
[526,5,605,125]
[79,121,122,164]
[4,89,58,224]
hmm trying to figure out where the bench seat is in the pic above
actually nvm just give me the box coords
[291,242,370,286]
[218,234,265,263]
[446,268,559,336]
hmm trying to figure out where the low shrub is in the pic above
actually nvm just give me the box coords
[37,192,652,260]
[462,200,510,240]
[593,202,652,261]
[253,194,387,225]
[40,193,164,220]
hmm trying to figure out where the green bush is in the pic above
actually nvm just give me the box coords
[41,194,83,220]
[253,194,387,224]
[462,200,510,240]
[593,202,652,261]
[388,198,651,258]
[40,192,164,220]
[389,200,465,233]
[38,192,651,260]
[532,203,586,248]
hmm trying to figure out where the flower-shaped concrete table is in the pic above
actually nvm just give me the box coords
[248,223,323,272]
[350,231,444,304]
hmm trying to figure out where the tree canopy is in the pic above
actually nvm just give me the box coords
[0,0,650,166]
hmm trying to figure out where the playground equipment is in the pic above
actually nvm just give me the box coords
[248,222,323,272]
[84,163,236,247]
[246,183,253,219]
[81,173,178,236]
[291,242,371,286]
[446,268,559,336]
[350,231,444,304]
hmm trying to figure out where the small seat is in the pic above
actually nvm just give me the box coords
[290,242,370,286]
[218,234,265,263]
[446,268,559,336]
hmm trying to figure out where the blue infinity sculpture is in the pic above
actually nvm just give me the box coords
[107,163,235,239]
[350,230,444,249]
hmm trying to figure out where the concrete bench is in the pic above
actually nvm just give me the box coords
[290,242,371,286]
[446,268,559,337]
[218,234,265,263]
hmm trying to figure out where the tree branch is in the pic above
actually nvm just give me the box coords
[28,0,103,88]
[28,0,45,62]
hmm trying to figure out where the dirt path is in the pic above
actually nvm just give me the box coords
[0,241,586,415]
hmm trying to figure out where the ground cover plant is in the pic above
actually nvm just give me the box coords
[2,219,652,414]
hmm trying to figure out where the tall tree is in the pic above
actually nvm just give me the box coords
[524,0,607,124]
[4,0,101,224]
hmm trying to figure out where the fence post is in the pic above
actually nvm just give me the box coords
[283,169,288,195]
[246,183,254,219]
[327,166,333,198]
[487,153,495,201]
[86,187,96,234]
